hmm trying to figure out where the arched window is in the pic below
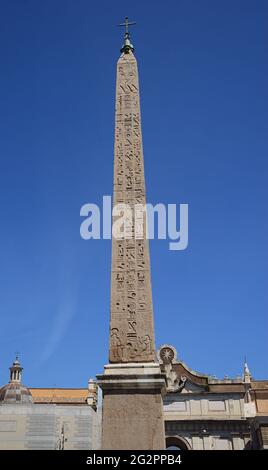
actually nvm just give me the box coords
[166,436,191,450]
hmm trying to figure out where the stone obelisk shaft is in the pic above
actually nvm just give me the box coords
[109,49,155,363]
[97,37,166,450]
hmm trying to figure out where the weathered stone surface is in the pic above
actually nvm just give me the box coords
[110,50,155,364]
[98,43,166,449]
[102,391,165,450]
[98,364,166,450]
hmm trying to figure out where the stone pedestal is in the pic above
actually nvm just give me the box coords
[97,363,166,450]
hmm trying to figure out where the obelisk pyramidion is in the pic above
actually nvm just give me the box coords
[97,19,166,450]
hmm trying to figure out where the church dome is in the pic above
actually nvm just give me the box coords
[0,382,33,404]
[0,356,33,404]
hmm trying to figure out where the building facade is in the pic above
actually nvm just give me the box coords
[249,380,268,449]
[0,357,100,450]
[1,352,267,450]
[159,345,254,450]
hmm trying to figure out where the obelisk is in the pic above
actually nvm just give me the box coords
[97,19,166,450]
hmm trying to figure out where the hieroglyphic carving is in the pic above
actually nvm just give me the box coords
[110,50,156,363]
[110,328,123,362]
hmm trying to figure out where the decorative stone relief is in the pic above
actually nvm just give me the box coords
[158,345,187,393]
[109,51,156,363]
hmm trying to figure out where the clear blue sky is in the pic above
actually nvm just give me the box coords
[0,0,267,388]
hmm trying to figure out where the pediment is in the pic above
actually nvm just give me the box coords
[158,345,209,393]
[180,377,207,394]
[172,362,208,388]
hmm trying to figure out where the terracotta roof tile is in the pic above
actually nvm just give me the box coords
[29,388,88,404]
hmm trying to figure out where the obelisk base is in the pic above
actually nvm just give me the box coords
[97,363,167,450]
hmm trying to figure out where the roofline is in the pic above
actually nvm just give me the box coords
[29,387,88,391]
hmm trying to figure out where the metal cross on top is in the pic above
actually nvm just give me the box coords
[119,17,136,34]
